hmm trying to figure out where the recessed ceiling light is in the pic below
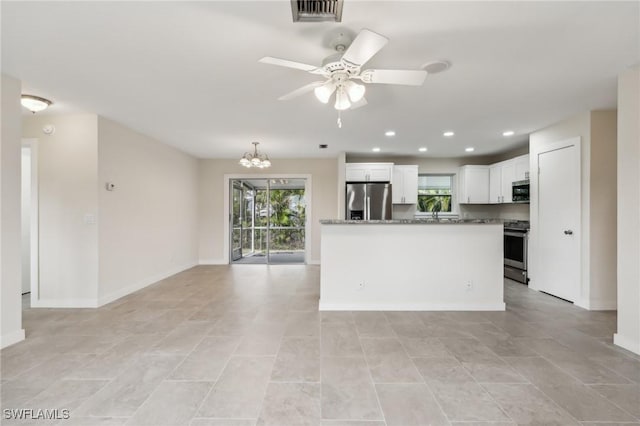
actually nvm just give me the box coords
[418,147,428,152]
[502,130,515,137]
[384,130,396,137]
[372,147,381,152]
[443,131,455,137]
[465,147,475,152]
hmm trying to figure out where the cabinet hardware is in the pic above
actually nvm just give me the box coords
[564,230,573,235]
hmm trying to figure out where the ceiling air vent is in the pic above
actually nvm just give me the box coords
[291,0,344,22]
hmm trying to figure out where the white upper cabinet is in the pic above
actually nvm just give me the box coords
[459,165,489,204]
[345,163,393,182]
[392,165,418,204]
[514,154,530,181]
[489,164,502,204]
[501,161,516,204]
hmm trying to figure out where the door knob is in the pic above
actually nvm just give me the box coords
[564,230,573,235]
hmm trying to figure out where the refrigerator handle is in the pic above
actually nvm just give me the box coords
[366,196,370,221]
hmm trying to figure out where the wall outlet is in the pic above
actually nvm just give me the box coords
[465,280,473,291]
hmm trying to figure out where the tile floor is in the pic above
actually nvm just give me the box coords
[1,265,639,425]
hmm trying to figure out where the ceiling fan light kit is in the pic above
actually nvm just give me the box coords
[259,28,430,126]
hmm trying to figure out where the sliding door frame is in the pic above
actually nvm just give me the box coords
[223,174,312,265]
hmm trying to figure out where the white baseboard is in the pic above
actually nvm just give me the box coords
[319,301,506,311]
[1,329,26,349]
[31,299,99,308]
[97,261,198,307]
[199,259,227,265]
[575,298,617,311]
[614,333,640,355]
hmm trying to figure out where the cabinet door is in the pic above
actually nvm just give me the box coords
[392,167,404,203]
[345,164,369,182]
[489,165,502,204]
[459,166,489,204]
[403,166,418,204]
[368,165,392,182]
[501,162,516,203]
[515,155,530,181]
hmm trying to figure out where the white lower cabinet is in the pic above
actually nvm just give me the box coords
[392,165,418,204]
[459,165,489,204]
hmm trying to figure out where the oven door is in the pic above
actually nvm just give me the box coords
[504,231,527,269]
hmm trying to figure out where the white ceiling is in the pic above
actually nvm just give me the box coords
[2,1,638,159]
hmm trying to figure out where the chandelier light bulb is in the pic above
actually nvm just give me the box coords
[238,142,271,168]
[334,87,351,110]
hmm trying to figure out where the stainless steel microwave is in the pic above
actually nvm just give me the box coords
[512,180,530,203]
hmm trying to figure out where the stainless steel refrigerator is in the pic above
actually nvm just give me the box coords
[346,183,392,220]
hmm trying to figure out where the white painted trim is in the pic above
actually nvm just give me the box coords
[576,298,617,311]
[307,259,321,265]
[613,333,640,355]
[223,174,312,265]
[31,298,99,308]
[21,139,39,305]
[96,261,197,307]
[199,258,227,265]
[319,302,506,311]
[0,329,26,349]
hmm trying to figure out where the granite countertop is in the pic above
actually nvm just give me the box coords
[320,218,504,225]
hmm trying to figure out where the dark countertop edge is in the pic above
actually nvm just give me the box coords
[319,219,505,225]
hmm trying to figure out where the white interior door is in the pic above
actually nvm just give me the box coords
[537,144,581,301]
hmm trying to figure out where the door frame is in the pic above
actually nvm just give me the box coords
[21,139,40,304]
[223,174,312,265]
[529,136,582,302]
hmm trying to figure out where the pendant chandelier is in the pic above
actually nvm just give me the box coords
[239,142,271,168]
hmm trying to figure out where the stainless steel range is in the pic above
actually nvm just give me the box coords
[504,220,529,284]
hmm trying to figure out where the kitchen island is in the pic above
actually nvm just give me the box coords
[319,219,505,311]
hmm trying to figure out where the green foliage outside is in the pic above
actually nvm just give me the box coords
[240,188,306,252]
[417,192,452,213]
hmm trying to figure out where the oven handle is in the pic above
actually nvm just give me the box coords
[504,231,527,238]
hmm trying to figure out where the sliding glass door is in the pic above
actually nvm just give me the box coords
[229,178,306,264]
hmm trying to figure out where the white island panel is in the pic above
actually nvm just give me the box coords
[320,223,504,311]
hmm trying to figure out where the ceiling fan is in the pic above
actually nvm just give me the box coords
[259,29,427,112]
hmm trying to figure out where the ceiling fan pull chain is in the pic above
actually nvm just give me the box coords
[337,110,342,128]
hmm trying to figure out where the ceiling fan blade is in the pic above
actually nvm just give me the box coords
[341,29,388,67]
[360,69,427,86]
[350,97,368,110]
[259,56,320,72]
[278,81,326,101]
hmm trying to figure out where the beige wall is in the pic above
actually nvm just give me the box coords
[198,158,338,264]
[97,117,199,304]
[590,110,617,306]
[23,114,100,306]
[529,110,617,310]
[615,66,640,354]
[1,74,25,348]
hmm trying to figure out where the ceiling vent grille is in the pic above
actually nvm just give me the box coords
[291,0,343,22]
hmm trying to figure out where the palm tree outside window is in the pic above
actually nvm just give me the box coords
[417,174,453,213]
